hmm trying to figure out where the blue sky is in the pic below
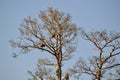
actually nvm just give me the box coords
[0,0,120,80]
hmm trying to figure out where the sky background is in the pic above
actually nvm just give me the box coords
[0,0,120,80]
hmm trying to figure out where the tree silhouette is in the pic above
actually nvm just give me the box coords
[10,7,78,80]
[70,30,120,80]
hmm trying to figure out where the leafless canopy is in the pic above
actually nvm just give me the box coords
[70,30,120,80]
[10,7,78,80]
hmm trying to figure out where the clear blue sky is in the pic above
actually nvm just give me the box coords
[0,0,120,80]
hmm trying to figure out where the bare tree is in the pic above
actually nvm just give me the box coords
[70,30,120,80]
[28,58,56,80]
[10,7,78,80]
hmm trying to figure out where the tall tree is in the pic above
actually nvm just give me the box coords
[70,30,120,80]
[10,7,78,80]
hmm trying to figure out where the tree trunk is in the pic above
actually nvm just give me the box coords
[97,65,102,80]
[97,71,101,80]
[56,63,62,80]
